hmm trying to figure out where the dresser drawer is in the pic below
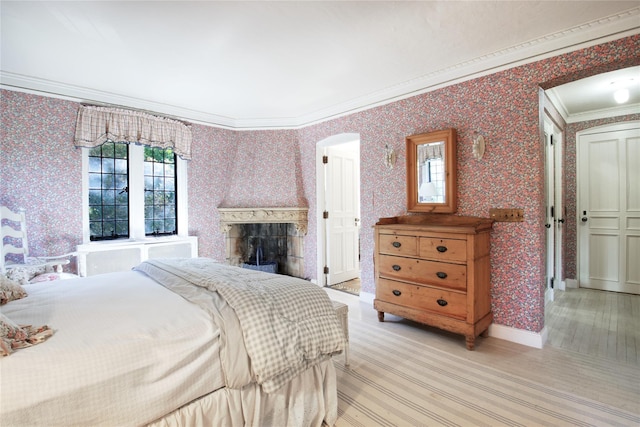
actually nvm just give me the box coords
[378,254,467,291]
[419,237,466,262]
[379,233,418,256]
[377,278,466,319]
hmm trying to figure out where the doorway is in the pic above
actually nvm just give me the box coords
[316,134,361,294]
[577,122,640,295]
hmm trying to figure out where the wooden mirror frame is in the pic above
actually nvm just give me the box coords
[406,128,457,213]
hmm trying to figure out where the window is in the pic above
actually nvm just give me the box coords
[144,146,177,236]
[88,142,129,240]
[83,143,187,243]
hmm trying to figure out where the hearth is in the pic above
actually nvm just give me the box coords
[218,207,308,278]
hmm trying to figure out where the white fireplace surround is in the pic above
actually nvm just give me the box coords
[218,207,308,235]
[218,207,308,278]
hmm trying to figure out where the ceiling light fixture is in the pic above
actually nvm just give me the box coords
[614,88,630,104]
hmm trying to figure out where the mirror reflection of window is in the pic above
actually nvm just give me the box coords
[417,142,445,202]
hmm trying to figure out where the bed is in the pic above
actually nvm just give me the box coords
[0,258,345,426]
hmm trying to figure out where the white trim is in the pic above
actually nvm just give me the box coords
[488,324,548,349]
[566,278,578,289]
[359,291,375,305]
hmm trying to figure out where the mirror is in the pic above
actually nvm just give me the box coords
[406,128,457,213]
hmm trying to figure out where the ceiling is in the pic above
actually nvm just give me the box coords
[1,1,639,129]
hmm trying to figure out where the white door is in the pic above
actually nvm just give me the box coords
[324,143,360,286]
[578,123,640,294]
[544,118,565,304]
[544,125,556,302]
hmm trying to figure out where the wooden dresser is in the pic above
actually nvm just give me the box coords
[373,214,493,350]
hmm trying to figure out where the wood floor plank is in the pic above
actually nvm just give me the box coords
[546,288,639,365]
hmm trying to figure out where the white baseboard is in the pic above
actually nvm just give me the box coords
[360,290,547,349]
[566,278,578,289]
[489,323,548,349]
[359,291,375,305]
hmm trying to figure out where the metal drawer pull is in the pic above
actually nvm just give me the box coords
[392,241,401,248]
[436,272,447,279]
[436,246,447,253]
[392,290,402,296]
[392,265,401,271]
[437,298,448,307]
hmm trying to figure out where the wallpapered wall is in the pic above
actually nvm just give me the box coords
[1,35,638,334]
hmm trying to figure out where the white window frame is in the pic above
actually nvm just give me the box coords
[81,144,189,244]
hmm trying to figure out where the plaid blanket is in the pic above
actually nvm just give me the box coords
[135,258,344,393]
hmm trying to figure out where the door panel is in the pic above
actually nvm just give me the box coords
[326,144,360,285]
[578,125,640,294]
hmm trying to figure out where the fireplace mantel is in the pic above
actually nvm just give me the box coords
[218,207,308,235]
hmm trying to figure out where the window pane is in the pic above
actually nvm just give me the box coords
[89,146,102,157]
[89,205,102,221]
[89,173,102,189]
[102,189,115,204]
[90,221,102,236]
[103,205,115,220]
[164,219,176,233]
[102,221,115,237]
[154,177,164,191]
[89,157,102,173]
[116,205,128,219]
[115,220,128,235]
[102,142,115,158]
[115,159,127,174]
[102,158,114,174]
[114,143,128,159]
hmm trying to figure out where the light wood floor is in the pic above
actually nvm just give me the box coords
[326,287,640,415]
[545,287,639,365]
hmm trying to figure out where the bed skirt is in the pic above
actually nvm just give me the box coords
[148,358,338,427]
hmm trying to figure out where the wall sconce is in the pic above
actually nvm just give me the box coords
[384,144,397,169]
[472,133,486,160]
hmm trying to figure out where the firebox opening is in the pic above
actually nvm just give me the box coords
[227,222,304,278]
[238,223,287,274]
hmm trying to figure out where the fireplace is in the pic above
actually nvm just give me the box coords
[218,207,308,278]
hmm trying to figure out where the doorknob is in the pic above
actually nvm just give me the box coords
[581,217,588,222]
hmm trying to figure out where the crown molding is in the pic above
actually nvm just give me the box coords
[1,7,638,130]
[564,103,640,124]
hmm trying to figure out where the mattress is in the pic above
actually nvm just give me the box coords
[0,270,225,426]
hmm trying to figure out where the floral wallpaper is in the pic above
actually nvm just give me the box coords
[1,34,638,335]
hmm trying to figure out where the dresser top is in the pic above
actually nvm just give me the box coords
[375,214,494,234]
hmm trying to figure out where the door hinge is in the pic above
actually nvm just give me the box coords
[322,155,328,164]
[324,266,329,274]
[550,135,554,146]
[550,277,555,288]
[323,211,329,219]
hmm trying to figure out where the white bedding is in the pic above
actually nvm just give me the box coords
[0,260,342,427]
[0,270,225,426]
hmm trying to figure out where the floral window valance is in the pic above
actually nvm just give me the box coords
[73,105,192,160]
